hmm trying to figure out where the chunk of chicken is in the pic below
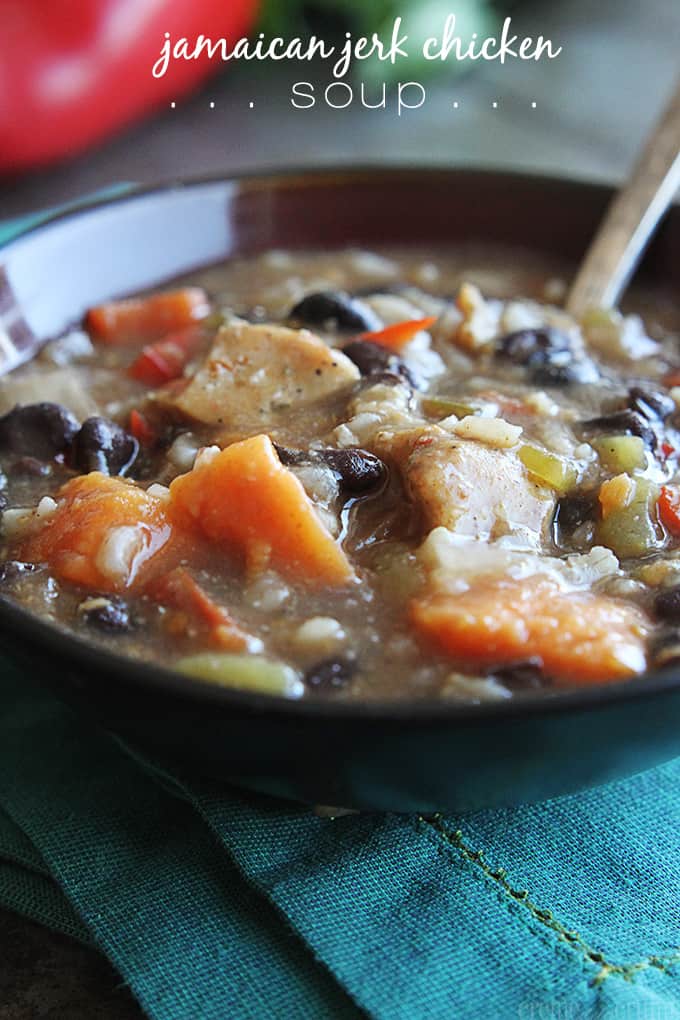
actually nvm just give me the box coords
[169,322,360,427]
[377,427,554,543]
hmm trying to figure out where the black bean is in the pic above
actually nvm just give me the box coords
[628,386,675,421]
[553,495,596,534]
[0,403,79,459]
[554,495,595,529]
[289,291,380,332]
[530,357,599,387]
[319,448,388,494]
[493,660,544,691]
[0,560,40,584]
[273,445,308,468]
[79,597,131,633]
[496,328,597,388]
[653,585,680,622]
[305,657,357,692]
[581,409,657,449]
[496,327,572,365]
[356,371,405,389]
[342,340,416,387]
[276,445,388,496]
[71,417,139,476]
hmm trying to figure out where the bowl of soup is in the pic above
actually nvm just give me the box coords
[1,168,680,810]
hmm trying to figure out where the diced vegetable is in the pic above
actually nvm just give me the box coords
[169,434,355,586]
[659,485,680,536]
[411,577,648,685]
[148,567,258,652]
[87,288,210,345]
[598,473,635,517]
[421,397,477,419]
[592,435,646,474]
[129,409,156,446]
[176,652,303,698]
[597,474,661,558]
[128,325,206,386]
[518,445,577,494]
[19,473,173,590]
[357,316,437,352]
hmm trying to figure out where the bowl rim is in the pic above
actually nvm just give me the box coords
[2,164,679,724]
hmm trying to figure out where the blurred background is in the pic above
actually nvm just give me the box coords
[0,0,678,219]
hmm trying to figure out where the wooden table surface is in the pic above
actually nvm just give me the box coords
[0,0,678,1016]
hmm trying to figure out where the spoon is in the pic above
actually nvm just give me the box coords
[566,77,680,319]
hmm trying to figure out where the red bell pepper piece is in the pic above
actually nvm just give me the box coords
[128,325,206,386]
[129,409,156,445]
[357,316,437,353]
[148,567,254,651]
[0,0,258,172]
[659,485,680,535]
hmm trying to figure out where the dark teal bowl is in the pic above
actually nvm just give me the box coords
[1,168,679,811]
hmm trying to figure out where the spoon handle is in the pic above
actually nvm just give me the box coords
[566,78,680,319]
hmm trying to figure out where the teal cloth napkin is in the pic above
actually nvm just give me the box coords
[1,660,680,1019]
[1,201,680,1018]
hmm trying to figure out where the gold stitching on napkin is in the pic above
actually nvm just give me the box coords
[418,814,680,986]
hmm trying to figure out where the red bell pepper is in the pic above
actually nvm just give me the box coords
[0,0,258,172]
[358,316,438,352]
[659,486,680,536]
[148,567,254,651]
[128,408,156,445]
[128,325,207,386]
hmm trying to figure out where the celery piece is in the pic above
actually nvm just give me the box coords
[596,477,661,559]
[421,397,477,419]
[518,445,577,494]
[592,435,646,474]
[176,653,304,698]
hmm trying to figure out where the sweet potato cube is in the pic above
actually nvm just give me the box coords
[169,434,355,586]
[20,473,172,591]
